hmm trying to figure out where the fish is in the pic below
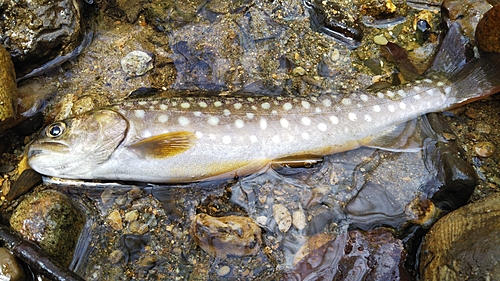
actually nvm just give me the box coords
[27,24,500,183]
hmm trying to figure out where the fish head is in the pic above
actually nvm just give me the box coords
[28,109,128,179]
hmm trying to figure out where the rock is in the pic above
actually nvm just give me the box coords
[0,0,85,78]
[420,193,500,281]
[107,209,123,230]
[284,228,409,280]
[0,45,17,125]
[474,141,495,157]
[190,214,262,257]
[6,169,42,201]
[272,204,292,233]
[9,190,85,266]
[476,3,500,53]
[121,51,154,77]
[0,247,26,281]
[373,34,388,45]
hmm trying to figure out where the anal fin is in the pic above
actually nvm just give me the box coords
[130,131,196,158]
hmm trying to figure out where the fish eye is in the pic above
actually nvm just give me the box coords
[45,122,66,138]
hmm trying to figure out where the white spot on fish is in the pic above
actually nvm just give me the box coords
[209,134,216,140]
[143,130,152,138]
[193,111,202,117]
[283,102,293,111]
[388,105,395,112]
[301,117,311,126]
[135,110,145,119]
[222,136,231,144]
[301,101,311,109]
[315,107,322,113]
[251,105,258,111]
[181,102,190,109]
[171,102,177,106]
[247,97,255,102]
[414,86,422,92]
[445,86,451,95]
[138,101,147,106]
[413,94,421,100]
[261,102,271,109]
[160,104,168,110]
[373,105,381,112]
[272,135,280,144]
[426,89,435,96]
[195,131,203,138]
[260,118,268,130]
[436,81,445,87]
[318,123,327,131]
[178,116,190,126]
[198,101,207,108]
[271,110,278,115]
[158,115,169,123]
[246,112,254,119]
[360,94,369,102]
[223,109,231,116]
[322,99,332,107]
[397,90,406,97]
[348,112,357,121]
[364,114,372,122]
[423,78,433,83]
[280,118,289,128]
[235,119,245,128]
[329,115,339,124]
[234,103,242,109]
[250,135,257,143]
[208,116,220,126]
[214,101,223,107]
[386,91,395,98]
[341,98,351,105]
[301,132,309,139]
[377,92,385,99]
[399,102,406,109]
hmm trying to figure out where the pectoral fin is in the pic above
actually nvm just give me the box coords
[130,131,196,158]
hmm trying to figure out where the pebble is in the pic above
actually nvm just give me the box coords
[292,209,306,230]
[9,190,85,266]
[0,247,26,281]
[475,123,491,134]
[292,66,306,76]
[107,209,123,230]
[124,210,139,222]
[121,50,154,76]
[474,141,495,157]
[217,265,231,277]
[273,204,292,233]
[373,34,388,45]
[7,169,42,201]
[190,214,262,257]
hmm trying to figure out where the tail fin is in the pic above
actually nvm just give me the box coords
[431,23,500,106]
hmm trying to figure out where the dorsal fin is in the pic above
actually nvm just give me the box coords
[129,131,196,158]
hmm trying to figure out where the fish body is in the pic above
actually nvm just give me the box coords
[27,25,500,183]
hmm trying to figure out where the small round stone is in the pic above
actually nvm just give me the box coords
[474,141,495,157]
[217,266,231,277]
[373,35,388,45]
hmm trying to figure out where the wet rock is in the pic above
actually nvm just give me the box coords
[273,204,292,233]
[475,3,500,53]
[0,45,17,125]
[0,247,26,281]
[118,234,150,263]
[190,213,262,257]
[442,0,491,45]
[474,141,495,157]
[0,0,86,78]
[9,190,85,266]
[284,228,409,280]
[107,209,123,230]
[420,193,500,281]
[6,169,42,201]
[121,51,154,77]
[292,209,306,230]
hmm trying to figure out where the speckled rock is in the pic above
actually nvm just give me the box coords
[0,45,16,124]
[9,190,85,266]
[190,213,262,257]
[420,193,500,281]
[0,247,26,281]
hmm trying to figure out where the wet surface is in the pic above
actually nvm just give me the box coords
[0,0,499,280]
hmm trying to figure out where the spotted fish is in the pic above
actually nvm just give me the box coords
[27,25,500,183]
